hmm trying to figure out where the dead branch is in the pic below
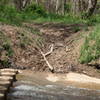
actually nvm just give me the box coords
[40,50,54,72]
[44,44,54,56]
[39,44,54,72]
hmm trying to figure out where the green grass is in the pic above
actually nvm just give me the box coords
[79,24,100,64]
[0,4,100,26]
[0,31,13,57]
[0,3,47,25]
[0,31,13,67]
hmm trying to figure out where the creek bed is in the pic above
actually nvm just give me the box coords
[7,70,100,100]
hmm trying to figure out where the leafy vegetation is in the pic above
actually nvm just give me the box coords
[0,3,100,26]
[0,31,13,67]
[0,31,13,57]
[79,24,100,64]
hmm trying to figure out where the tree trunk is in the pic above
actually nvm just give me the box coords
[56,0,64,15]
[71,0,97,17]
[14,0,31,11]
[44,0,66,15]
[87,0,97,16]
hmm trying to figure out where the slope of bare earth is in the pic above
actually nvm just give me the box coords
[0,22,100,78]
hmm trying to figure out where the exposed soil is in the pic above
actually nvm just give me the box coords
[0,22,100,78]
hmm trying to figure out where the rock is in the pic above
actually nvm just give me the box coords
[55,43,64,47]
[66,72,100,84]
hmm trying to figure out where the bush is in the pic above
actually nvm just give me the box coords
[24,3,47,17]
[3,43,13,57]
[64,3,71,13]
[0,5,24,25]
[0,4,47,25]
[85,14,100,25]
[79,24,100,64]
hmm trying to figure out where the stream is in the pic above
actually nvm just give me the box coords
[7,70,100,100]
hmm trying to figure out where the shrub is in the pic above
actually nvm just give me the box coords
[3,43,13,57]
[24,3,47,17]
[64,3,71,13]
[0,4,47,25]
[79,24,100,64]
[0,5,23,25]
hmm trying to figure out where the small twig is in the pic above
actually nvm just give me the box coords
[66,39,74,45]
[66,46,71,52]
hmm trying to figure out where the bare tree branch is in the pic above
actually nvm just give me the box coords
[45,44,54,56]
[39,44,54,72]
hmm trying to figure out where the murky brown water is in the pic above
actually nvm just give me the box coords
[7,70,100,100]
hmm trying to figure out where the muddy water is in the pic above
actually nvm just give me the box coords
[7,70,100,100]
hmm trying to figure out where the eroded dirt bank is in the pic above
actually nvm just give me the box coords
[0,22,100,78]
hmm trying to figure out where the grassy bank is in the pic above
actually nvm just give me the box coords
[79,24,100,64]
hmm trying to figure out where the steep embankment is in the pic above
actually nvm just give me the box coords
[0,23,100,78]
[0,23,42,69]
